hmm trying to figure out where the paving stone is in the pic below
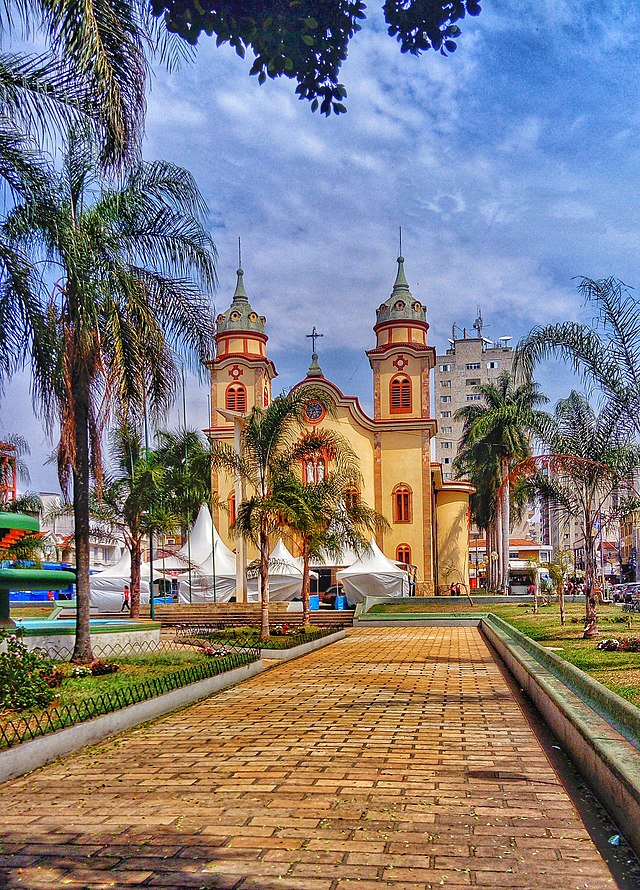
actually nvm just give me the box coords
[0,627,618,888]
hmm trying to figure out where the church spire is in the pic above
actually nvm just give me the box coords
[232,237,248,303]
[391,254,411,297]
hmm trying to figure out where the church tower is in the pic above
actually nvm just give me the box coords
[366,255,438,593]
[206,262,277,553]
[209,264,277,423]
[367,255,435,419]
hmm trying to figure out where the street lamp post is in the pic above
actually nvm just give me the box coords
[217,407,248,604]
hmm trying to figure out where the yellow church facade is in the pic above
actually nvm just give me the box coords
[205,256,473,596]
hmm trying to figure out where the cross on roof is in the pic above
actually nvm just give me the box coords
[306,326,324,354]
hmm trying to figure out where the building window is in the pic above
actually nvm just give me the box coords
[443,457,452,464]
[466,394,482,401]
[228,492,236,526]
[444,472,452,480]
[440,380,451,388]
[393,484,412,523]
[441,441,452,449]
[226,383,247,412]
[390,375,412,413]
[441,426,452,433]
[465,362,481,370]
[263,385,269,407]
[344,485,359,512]
[396,544,412,564]
[439,363,451,372]
[487,360,499,369]
[465,378,480,386]
[441,411,452,418]
[440,395,452,403]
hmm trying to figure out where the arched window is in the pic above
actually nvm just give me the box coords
[343,485,359,513]
[393,484,412,523]
[263,385,269,407]
[226,383,247,412]
[227,492,236,526]
[396,544,412,565]
[390,375,412,414]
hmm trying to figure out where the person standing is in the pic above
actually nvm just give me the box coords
[121,584,130,612]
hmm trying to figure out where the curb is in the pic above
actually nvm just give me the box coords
[482,616,640,859]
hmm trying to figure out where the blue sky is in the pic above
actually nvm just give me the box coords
[4,0,640,492]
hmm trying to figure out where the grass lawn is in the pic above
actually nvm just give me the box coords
[368,599,640,707]
[191,625,330,649]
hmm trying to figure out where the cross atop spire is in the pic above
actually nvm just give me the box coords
[306,326,324,354]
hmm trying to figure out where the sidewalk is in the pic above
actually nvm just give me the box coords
[0,627,616,888]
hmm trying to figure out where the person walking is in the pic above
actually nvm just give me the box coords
[121,584,130,612]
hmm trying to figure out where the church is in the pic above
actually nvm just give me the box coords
[206,255,473,596]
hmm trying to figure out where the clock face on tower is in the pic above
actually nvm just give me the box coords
[304,400,325,423]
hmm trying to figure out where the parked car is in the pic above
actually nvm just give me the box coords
[320,584,344,607]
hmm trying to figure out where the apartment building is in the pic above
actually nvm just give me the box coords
[433,326,514,480]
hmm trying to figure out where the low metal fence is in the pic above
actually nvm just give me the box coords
[0,642,260,750]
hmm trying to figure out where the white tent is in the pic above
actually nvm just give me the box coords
[309,545,361,569]
[337,539,409,604]
[247,538,318,602]
[89,549,151,612]
[176,505,237,603]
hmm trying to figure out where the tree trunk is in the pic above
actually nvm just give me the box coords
[130,536,142,620]
[583,530,599,638]
[495,508,503,593]
[301,540,311,632]
[259,520,270,641]
[500,459,510,594]
[71,374,94,664]
[558,579,565,626]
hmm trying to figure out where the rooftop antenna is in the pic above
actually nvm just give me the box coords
[399,225,402,258]
[498,336,513,346]
[238,236,242,269]
[472,306,488,340]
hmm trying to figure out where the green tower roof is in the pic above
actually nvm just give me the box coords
[216,267,266,335]
[375,256,427,326]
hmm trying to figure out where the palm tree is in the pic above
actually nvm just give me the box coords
[454,371,548,592]
[284,471,387,630]
[90,424,178,619]
[154,427,213,542]
[517,277,640,442]
[212,387,333,641]
[509,392,639,637]
[3,127,216,661]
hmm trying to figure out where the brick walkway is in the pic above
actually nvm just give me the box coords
[0,628,616,888]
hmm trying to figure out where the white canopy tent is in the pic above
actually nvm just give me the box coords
[247,538,318,602]
[337,539,410,604]
[175,505,237,603]
[89,549,151,612]
[309,545,361,569]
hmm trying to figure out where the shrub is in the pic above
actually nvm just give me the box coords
[0,632,61,711]
[89,660,119,676]
[597,638,621,651]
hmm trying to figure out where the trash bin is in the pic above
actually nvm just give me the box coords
[309,594,320,610]
[335,595,347,610]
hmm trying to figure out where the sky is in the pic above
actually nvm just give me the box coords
[4,0,640,493]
